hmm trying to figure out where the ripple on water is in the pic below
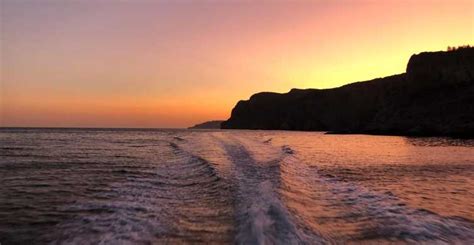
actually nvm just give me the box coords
[0,129,473,244]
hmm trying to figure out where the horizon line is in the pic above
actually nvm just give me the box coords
[0,126,189,130]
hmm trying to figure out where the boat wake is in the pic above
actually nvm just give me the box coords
[210,134,325,244]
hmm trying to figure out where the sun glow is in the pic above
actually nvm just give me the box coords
[1,0,473,127]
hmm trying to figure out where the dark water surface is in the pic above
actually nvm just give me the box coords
[1,128,473,244]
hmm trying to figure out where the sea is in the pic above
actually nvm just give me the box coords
[0,128,473,244]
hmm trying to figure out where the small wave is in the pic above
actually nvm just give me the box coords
[281,145,295,154]
[0,147,29,150]
[169,142,179,150]
[113,155,136,159]
[173,136,185,141]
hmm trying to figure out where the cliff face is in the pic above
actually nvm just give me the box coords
[221,48,474,137]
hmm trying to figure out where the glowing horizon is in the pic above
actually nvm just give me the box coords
[1,0,473,128]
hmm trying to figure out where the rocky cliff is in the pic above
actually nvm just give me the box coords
[221,48,474,137]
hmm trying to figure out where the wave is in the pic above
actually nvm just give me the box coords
[281,145,295,154]
[173,136,186,141]
[263,138,272,144]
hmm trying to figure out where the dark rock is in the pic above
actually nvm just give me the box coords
[222,48,474,137]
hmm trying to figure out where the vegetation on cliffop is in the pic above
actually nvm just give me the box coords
[447,45,471,51]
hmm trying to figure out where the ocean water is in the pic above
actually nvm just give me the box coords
[0,128,473,244]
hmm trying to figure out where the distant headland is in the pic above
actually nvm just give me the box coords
[188,120,224,129]
[222,46,474,137]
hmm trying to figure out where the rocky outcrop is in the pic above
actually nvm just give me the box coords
[188,120,224,129]
[221,48,474,137]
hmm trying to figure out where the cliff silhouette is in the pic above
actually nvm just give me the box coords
[222,47,474,137]
[188,120,224,129]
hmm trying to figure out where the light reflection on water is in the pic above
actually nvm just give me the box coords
[0,128,473,244]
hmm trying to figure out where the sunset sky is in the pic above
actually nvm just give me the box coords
[1,0,473,128]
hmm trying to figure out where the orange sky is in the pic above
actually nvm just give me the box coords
[1,0,473,128]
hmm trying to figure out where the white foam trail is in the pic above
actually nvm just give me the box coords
[213,133,325,244]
